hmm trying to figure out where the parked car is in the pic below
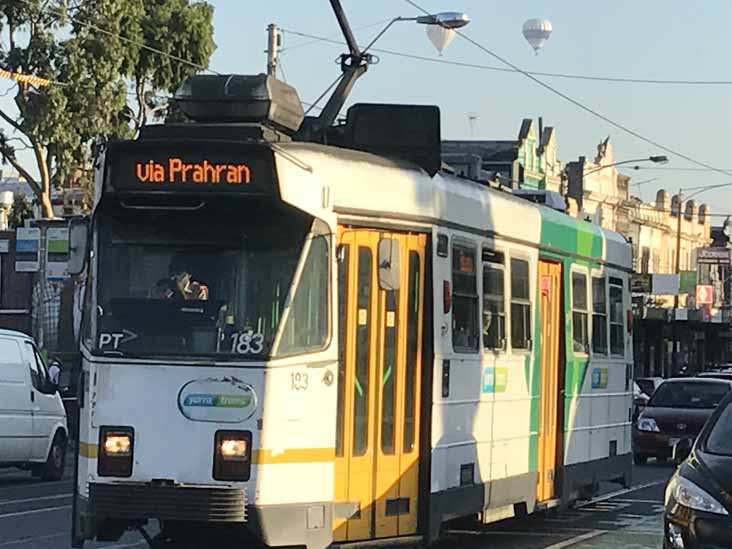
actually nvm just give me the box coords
[0,329,68,480]
[633,378,732,465]
[635,376,664,397]
[664,391,732,548]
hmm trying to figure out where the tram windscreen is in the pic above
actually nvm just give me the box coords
[94,200,329,359]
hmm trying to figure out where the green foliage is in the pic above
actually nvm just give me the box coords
[0,0,216,216]
[8,192,34,228]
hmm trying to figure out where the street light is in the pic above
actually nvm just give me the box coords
[362,12,471,54]
[301,2,471,140]
[671,181,732,375]
[582,155,668,177]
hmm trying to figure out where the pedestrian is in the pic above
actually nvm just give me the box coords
[48,359,61,386]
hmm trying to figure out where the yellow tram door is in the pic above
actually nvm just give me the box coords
[334,229,426,542]
[537,259,562,502]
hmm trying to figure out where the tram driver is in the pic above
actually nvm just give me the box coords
[152,256,209,301]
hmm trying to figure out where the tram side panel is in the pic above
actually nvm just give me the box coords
[427,228,540,536]
[559,260,633,500]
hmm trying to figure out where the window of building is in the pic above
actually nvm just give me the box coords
[610,280,625,355]
[641,247,650,274]
[592,276,608,355]
[452,243,479,352]
[510,257,531,350]
[572,271,589,354]
[482,248,505,350]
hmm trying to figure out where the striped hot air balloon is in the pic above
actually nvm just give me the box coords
[522,18,552,55]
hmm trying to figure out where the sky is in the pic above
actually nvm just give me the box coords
[5,0,732,216]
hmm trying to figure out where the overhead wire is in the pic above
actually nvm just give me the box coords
[279,29,732,87]
[11,0,329,112]
[282,18,393,53]
[402,0,732,181]
[23,0,220,75]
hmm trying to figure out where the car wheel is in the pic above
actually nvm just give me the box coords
[633,453,648,466]
[41,431,67,481]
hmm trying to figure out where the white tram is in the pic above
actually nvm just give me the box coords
[70,74,633,548]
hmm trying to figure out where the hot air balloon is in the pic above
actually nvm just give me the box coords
[426,25,456,55]
[522,18,552,55]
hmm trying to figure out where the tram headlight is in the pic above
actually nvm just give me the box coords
[214,430,252,481]
[98,427,134,477]
[104,434,132,456]
[220,438,248,460]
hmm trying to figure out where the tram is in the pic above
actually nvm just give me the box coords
[69,72,633,548]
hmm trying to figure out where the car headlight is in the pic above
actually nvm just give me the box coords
[637,417,660,432]
[666,474,729,516]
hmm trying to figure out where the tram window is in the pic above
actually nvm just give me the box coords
[609,283,625,355]
[404,251,420,453]
[381,289,398,455]
[482,258,505,351]
[451,243,479,352]
[278,236,329,355]
[592,276,608,355]
[510,258,531,350]
[572,272,589,354]
[336,244,350,458]
[353,247,372,457]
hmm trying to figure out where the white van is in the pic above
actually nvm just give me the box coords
[0,329,68,480]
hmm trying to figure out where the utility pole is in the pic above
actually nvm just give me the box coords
[672,188,683,377]
[266,23,282,77]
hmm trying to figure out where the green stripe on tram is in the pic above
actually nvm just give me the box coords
[528,208,606,472]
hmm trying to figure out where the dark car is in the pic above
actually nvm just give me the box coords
[664,392,732,548]
[633,378,732,465]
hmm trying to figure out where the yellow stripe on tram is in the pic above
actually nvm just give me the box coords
[77,442,334,464]
[78,441,99,459]
[252,447,335,465]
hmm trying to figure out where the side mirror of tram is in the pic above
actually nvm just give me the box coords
[378,238,401,291]
[68,217,90,276]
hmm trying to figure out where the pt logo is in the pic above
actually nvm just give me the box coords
[99,330,139,349]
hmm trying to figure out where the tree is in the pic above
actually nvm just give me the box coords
[8,191,34,228]
[0,0,215,218]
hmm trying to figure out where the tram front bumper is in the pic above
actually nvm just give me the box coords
[88,482,247,522]
[78,483,333,549]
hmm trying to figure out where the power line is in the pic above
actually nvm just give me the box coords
[634,166,732,172]
[282,18,393,53]
[19,0,219,75]
[401,0,732,181]
[280,29,732,87]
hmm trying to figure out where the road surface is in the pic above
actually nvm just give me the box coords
[0,458,673,548]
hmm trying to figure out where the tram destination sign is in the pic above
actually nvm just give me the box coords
[107,141,276,194]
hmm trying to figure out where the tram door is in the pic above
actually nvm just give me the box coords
[537,260,562,502]
[334,229,426,542]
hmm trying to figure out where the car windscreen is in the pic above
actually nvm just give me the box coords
[648,381,730,409]
[704,399,732,456]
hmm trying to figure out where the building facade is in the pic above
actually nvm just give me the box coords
[442,118,562,190]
